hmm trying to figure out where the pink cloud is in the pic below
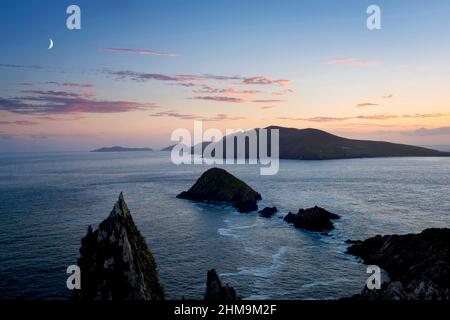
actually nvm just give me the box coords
[99,48,179,57]
[252,99,287,103]
[356,102,379,108]
[0,120,38,126]
[0,90,158,115]
[326,57,379,67]
[46,82,94,89]
[149,110,245,121]
[194,85,261,95]
[278,113,450,122]
[192,96,247,103]
[242,76,292,87]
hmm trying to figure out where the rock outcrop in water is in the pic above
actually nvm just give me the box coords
[75,193,164,300]
[177,168,261,213]
[346,228,450,300]
[204,269,238,301]
[258,207,278,218]
[284,206,340,232]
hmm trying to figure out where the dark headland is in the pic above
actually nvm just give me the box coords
[191,126,450,160]
[91,146,153,152]
[346,228,450,300]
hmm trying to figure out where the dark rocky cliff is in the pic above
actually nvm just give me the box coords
[346,228,450,300]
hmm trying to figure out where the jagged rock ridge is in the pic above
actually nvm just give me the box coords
[75,193,164,300]
[204,269,238,300]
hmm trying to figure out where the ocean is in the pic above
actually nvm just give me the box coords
[0,151,449,299]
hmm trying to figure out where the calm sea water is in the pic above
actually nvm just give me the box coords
[0,151,449,300]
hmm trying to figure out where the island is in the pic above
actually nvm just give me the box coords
[284,206,340,232]
[91,146,153,152]
[258,207,278,218]
[193,126,450,160]
[177,168,261,213]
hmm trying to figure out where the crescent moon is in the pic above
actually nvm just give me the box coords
[48,38,54,50]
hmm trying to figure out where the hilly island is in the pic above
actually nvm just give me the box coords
[186,126,449,160]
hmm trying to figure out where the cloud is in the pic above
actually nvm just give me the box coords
[192,96,247,103]
[326,58,379,67]
[99,48,179,57]
[278,113,450,122]
[29,134,50,139]
[193,85,261,95]
[0,91,158,115]
[0,133,14,140]
[252,99,287,104]
[241,76,292,87]
[45,82,94,89]
[0,63,43,69]
[0,120,38,126]
[192,96,287,104]
[381,94,394,99]
[260,106,275,110]
[21,90,86,99]
[107,70,202,85]
[409,127,450,136]
[209,114,246,121]
[149,110,245,121]
[356,102,379,108]
[272,89,294,96]
[106,70,292,88]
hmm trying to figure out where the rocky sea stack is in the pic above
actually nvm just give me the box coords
[284,206,340,232]
[258,207,278,218]
[75,193,164,300]
[204,269,238,301]
[346,228,450,300]
[177,168,261,213]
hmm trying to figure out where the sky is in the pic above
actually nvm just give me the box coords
[0,0,449,151]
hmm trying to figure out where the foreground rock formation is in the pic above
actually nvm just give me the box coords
[346,228,450,300]
[284,206,340,232]
[75,193,164,300]
[177,168,261,213]
[204,269,238,301]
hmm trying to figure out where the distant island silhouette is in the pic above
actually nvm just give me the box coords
[91,146,153,152]
[162,126,450,160]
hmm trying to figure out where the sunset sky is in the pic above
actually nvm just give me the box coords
[1,0,450,151]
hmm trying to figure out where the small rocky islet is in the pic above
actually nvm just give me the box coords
[258,206,278,218]
[284,206,340,233]
[177,167,262,213]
